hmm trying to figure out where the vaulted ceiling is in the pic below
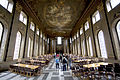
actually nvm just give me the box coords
[25,0,91,37]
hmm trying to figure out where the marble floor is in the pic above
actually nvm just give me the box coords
[0,59,79,80]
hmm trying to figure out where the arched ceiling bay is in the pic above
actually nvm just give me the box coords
[25,0,91,37]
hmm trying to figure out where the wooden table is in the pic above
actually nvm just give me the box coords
[83,62,111,68]
[39,61,46,63]
[12,63,39,69]
[73,59,91,63]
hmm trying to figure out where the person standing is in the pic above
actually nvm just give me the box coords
[62,57,68,71]
[59,54,62,62]
[56,57,59,69]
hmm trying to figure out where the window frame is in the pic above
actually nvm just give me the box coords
[19,11,27,25]
[27,37,32,57]
[85,21,89,31]
[13,31,22,60]
[88,37,93,57]
[0,22,4,47]
[0,0,13,13]
[106,0,120,12]
[115,20,120,46]
[57,37,62,45]
[80,27,83,35]
[92,10,100,24]
[97,30,108,58]
[36,28,39,36]
[30,22,35,31]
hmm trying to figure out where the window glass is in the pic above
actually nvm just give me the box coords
[74,35,76,39]
[30,39,33,57]
[30,22,35,31]
[77,32,79,38]
[13,31,22,60]
[36,42,38,56]
[89,37,93,56]
[80,28,83,35]
[0,0,13,13]
[106,0,120,12]
[111,0,120,8]
[96,12,100,22]
[0,23,3,42]
[7,3,13,13]
[116,21,120,42]
[82,40,86,56]
[92,11,100,24]
[0,0,8,9]
[23,17,27,25]
[19,13,23,22]
[86,38,90,56]
[36,28,39,35]
[106,1,112,12]
[57,37,62,44]
[40,32,42,38]
[98,30,108,58]
[66,40,67,48]
[85,21,89,31]
[27,38,31,57]
[70,38,71,43]
[19,11,27,25]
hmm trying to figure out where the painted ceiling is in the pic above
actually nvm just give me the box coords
[25,0,91,37]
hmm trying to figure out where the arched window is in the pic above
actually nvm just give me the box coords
[116,21,120,43]
[88,37,93,56]
[98,30,108,58]
[13,31,22,60]
[27,37,31,57]
[0,23,3,44]
[30,39,33,57]
[66,40,67,50]
[36,42,38,56]
[82,40,86,56]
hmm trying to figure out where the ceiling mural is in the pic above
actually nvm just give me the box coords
[25,0,91,37]
[44,1,75,27]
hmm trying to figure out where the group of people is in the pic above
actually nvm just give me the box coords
[54,53,72,71]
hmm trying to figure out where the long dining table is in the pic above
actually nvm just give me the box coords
[83,62,112,68]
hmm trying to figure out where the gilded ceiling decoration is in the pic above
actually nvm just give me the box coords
[25,0,91,37]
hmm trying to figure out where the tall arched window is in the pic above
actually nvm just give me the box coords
[87,37,93,57]
[27,37,31,57]
[0,23,3,43]
[30,39,33,57]
[98,30,108,58]
[36,42,38,56]
[116,21,120,43]
[87,38,90,56]
[82,40,86,57]
[88,37,93,56]
[13,31,22,60]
